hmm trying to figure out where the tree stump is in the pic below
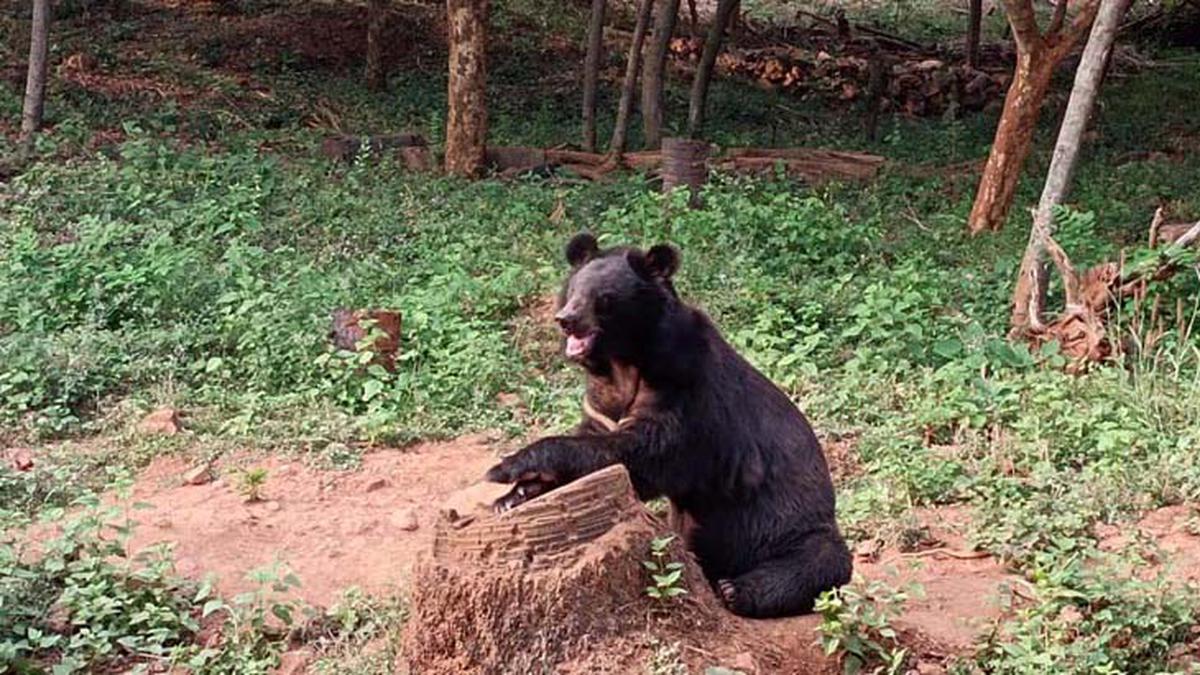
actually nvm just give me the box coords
[329,309,401,372]
[400,465,718,674]
[661,137,709,208]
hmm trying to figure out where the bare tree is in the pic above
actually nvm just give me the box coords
[685,0,739,138]
[445,0,489,176]
[1010,0,1131,336]
[581,0,607,152]
[967,0,1101,234]
[966,0,982,68]
[641,0,680,149]
[365,0,389,91]
[610,0,654,154]
[20,0,51,157]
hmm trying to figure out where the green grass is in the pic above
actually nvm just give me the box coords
[3,0,1200,672]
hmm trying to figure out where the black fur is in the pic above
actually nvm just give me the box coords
[486,233,852,618]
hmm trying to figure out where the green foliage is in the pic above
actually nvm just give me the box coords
[0,492,200,673]
[976,551,1197,674]
[177,564,306,674]
[235,467,269,503]
[644,535,688,604]
[816,575,921,675]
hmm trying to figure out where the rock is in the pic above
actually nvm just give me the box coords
[364,477,390,493]
[181,463,213,486]
[391,508,419,532]
[5,448,34,472]
[139,407,182,435]
[275,648,314,675]
[263,500,282,513]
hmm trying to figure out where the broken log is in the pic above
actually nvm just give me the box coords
[722,147,885,180]
[319,133,428,164]
[479,145,884,183]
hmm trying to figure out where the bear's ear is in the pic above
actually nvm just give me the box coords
[644,243,681,280]
[565,232,599,268]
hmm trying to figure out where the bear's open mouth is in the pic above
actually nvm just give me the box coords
[564,330,597,360]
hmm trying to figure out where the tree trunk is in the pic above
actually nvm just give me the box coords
[966,0,1101,234]
[686,0,697,36]
[686,0,739,138]
[1010,0,1131,332]
[609,0,654,155]
[365,0,388,91]
[967,50,1056,234]
[966,0,982,68]
[20,0,51,157]
[581,0,607,152]
[641,0,680,149]
[445,0,489,177]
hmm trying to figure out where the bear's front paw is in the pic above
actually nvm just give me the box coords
[491,479,554,513]
[718,579,737,606]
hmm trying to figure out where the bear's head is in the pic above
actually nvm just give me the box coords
[553,232,680,371]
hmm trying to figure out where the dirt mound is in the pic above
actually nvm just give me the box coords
[123,434,499,607]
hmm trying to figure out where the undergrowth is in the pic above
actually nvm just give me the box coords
[2,0,1200,670]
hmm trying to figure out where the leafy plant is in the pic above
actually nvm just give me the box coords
[816,575,921,675]
[643,535,688,604]
[236,467,270,503]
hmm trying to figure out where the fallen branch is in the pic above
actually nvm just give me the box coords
[482,145,885,182]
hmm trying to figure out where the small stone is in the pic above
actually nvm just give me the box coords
[44,601,72,634]
[364,477,390,493]
[138,407,182,435]
[181,464,213,486]
[915,662,946,675]
[730,651,756,673]
[391,508,419,531]
[276,648,314,675]
[5,448,34,472]
[263,500,282,512]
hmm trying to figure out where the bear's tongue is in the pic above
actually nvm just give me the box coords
[565,333,595,359]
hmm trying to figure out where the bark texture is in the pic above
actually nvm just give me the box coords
[365,0,388,91]
[609,0,654,154]
[967,0,982,68]
[581,0,607,152]
[967,0,1101,234]
[1010,0,1131,332]
[20,0,51,157]
[445,0,489,177]
[686,0,739,138]
[641,0,680,149]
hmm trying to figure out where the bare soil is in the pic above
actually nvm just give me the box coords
[122,434,498,607]
[111,435,1030,673]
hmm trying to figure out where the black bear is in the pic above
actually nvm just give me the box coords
[486,233,852,618]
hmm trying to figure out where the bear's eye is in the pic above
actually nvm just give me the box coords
[595,292,614,314]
